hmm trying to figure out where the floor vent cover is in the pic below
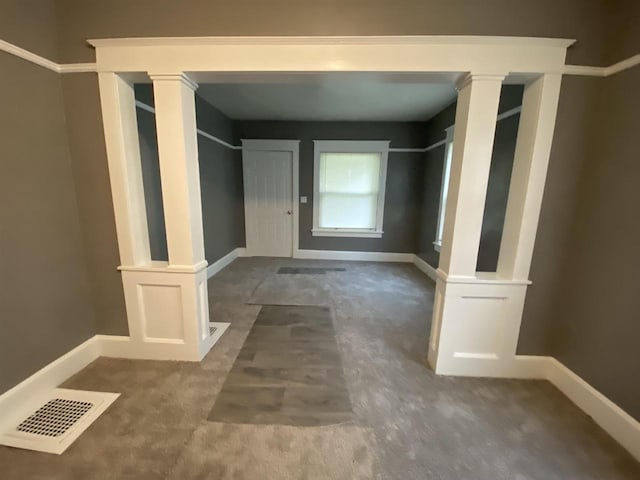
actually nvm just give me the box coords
[17,398,94,438]
[208,321,230,346]
[0,388,119,454]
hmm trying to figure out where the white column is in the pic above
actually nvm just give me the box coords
[97,71,214,362]
[438,74,505,278]
[429,73,563,378]
[497,74,563,281]
[97,72,151,266]
[150,73,206,270]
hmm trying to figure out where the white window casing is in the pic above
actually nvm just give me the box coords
[434,126,455,251]
[312,140,389,238]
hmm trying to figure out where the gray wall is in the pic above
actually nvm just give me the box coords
[520,67,640,421]
[238,121,427,253]
[416,86,523,271]
[61,73,127,335]
[519,0,640,421]
[43,0,612,345]
[53,0,608,66]
[0,52,96,394]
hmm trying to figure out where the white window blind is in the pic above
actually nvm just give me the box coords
[318,152,381,229]
[312,140,389,238]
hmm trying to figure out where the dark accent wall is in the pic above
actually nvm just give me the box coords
[238,121,427,253]
[134,85,245,265]
[416,86,523,270]
[196,96,246,263]
[476,113,521,271]
[520,67,640,421]
[134,85,169,261]
[0,52,96,394]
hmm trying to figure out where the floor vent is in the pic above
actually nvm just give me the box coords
[0,388,119,454]
[209,321,230,346]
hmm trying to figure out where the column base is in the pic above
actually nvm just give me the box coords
[118,263,214,361]
[428,271,531,377]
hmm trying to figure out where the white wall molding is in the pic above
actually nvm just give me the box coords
[197,128,242,150]
[294,249,414,262]
[605,54,640,76]
[544,357,640,461]
[206,247,247,278]
[512,356,640,461]
[563,53,640,77]
[413,254,438,281]
[391,107,521,154]
[0,38,96,73]
[57,62,98,73]
[135,100,242,150]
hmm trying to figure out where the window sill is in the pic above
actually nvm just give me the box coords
[433,241,442,252]
[312,229,383,238]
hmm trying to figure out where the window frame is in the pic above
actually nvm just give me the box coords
[312,140,390,238]
[434,126,455,252]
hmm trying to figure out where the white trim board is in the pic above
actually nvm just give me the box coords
[0,38,96,73]
[206,247,247,278]
[294,249,414,262]
[514,356,640,461]
[413,254,438,282]
[135,100,242,150]
[564,54,640,77]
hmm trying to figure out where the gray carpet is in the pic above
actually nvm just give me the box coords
[208,305,353,426]
[1,258,638,479]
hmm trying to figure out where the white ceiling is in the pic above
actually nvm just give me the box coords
[196,73,457,122]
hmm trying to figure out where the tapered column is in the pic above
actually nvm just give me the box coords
[150,73,206,269]
[497,74,563,280]
[97,72,151,266]
[438,73,505,278]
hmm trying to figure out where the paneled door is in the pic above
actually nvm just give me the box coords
[242,148,293,257]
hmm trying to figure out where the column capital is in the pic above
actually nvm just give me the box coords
[148,72,198,91]
[456,73,506,91]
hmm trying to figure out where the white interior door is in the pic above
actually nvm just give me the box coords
[243,149,293,257]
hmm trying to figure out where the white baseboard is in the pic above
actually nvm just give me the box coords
[1,313,637,462]
[543,357,640,461]
[412,254,438,281]
[206,247,247,278]
[512,355,640,461]
[0,336,100,432]
[294,249,414,262]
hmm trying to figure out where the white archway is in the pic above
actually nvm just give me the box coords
[91,36,570,373]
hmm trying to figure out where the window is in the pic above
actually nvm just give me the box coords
[312,140,389,238]
[434,126,455,252]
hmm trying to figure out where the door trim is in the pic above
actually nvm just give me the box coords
[241,139,300,257]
